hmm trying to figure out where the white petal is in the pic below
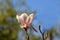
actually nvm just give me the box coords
[26,13,34,24]
[16,15,24,24]
[16,15,19,19]
[20,13,28,23]
[21,13,28,18]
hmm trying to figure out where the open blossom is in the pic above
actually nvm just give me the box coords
[16,13,34,29]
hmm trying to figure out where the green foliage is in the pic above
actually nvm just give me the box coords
[31,36,40,40]
[0,0,19,40]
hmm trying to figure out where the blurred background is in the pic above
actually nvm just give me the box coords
[0,0,60,40]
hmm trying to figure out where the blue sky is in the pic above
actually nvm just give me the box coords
[12,0,60,32]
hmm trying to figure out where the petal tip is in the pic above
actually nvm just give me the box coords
[16,15,19,19]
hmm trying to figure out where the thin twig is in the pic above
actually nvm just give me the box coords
[39,25,45,40]
[39,25,42,34]
[32,26,38,32]
[42,33,45,40]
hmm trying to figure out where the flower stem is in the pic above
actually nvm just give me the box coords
[26,31,29,40]
[24,28,29,40]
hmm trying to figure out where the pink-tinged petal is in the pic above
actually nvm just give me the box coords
[26,13,34,24]
[16,15,24,24]
[21,13,28,23]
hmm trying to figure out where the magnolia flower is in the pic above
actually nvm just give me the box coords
[16,13,37,32]
[16,12,34,29]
